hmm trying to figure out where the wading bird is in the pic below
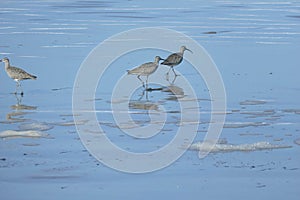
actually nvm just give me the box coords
[161,46,192,77]
[127,56,163,88]
[1,57,37,96]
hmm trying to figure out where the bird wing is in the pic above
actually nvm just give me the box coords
[128,62,155,75]
[8,66,37,80]
[161,53,183,66]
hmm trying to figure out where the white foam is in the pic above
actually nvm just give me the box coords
[294,138,300,145]
[190,141,291,153]
[239,99,267,105]
[52,120,87,126]
[19,122,53,131]
[0,130,48,138]
[224,122,269,128]
[29,27,87,31]
[0,26,15,30]
[41,44,88,48]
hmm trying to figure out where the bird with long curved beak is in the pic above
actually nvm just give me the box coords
[161,46,193,78]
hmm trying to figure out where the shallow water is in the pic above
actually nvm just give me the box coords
[1,0,300,199]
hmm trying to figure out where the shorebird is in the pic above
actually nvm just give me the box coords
[1,57,37,95]
[161,46,192,77]
[127,56,163,87]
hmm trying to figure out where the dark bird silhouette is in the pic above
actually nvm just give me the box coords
[161,46,192,77]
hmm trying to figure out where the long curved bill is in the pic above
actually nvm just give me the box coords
[186,48,193,54]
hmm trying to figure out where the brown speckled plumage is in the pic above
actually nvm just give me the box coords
[127,56,163,87]
[1,57,37,95]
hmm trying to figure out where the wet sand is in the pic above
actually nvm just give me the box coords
[0,0,300,199]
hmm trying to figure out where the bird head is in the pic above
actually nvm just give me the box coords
[181,46,193,54]
[0,57,9,63]
[155,56,164,63]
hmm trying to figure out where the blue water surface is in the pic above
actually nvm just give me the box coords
[0,0,300,199]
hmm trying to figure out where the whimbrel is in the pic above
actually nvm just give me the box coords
[161,46,192,77]
[127,56,163,87]
[1,57,37,95]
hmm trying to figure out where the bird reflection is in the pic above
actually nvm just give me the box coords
[127,73,186,110]
[6,94,37,122]
[162,75,185,101]
[129,100,159,111]
[138,88,149,101]
[128,86,160,111]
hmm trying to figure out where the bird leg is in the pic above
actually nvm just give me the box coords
[166,67,172,76]
[137,75,145,88]
[145,89,149,101]
[138,89,145,101]
[168,75,177,85]
[15,81,24,96]
[145,76,149,89]
[165,67,172,81]
[14,81,19,95]
[138,89,149,101]
[14,93,22,105]
[172,67,179,77]
[20,83,24,96]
